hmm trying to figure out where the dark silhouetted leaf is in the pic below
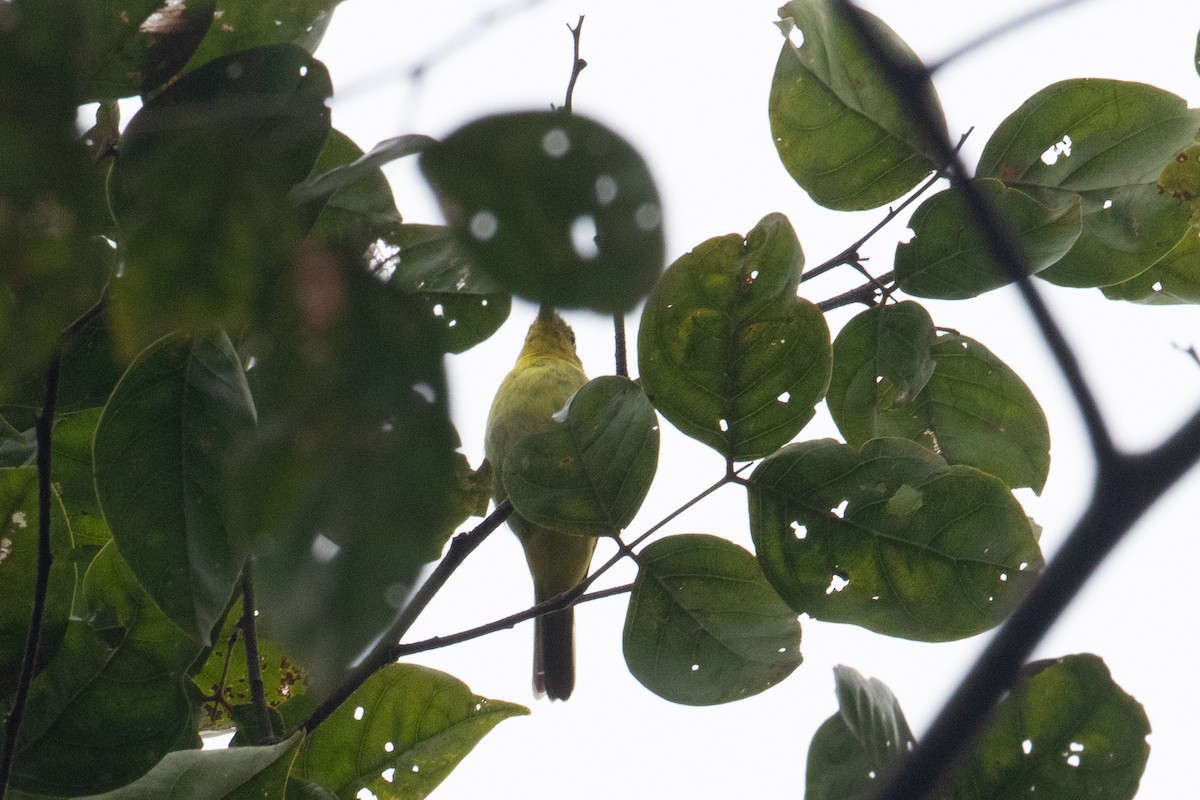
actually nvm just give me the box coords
[623,534,802,705]
[421,111,664,313]
[978,79,1200,287]
[300,129,403,247]
[638,213,830,461]
[94,331,256,644]
[73,732,303,800]
[748,438,1042,640]
[504,376,658,535]
[292,664,528,799]
[896,179,1081,298]
[8,544,200,796]
[108,44,332,353]
[769,0,945,210]
[949,654,1150,800]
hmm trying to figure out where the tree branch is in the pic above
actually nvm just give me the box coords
[0,349,63,798]
[562,16,587,113]
[612,313,629,377]
[238,563,276,745]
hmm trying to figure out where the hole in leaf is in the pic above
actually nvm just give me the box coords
[413,382,437,404]
[831,500,848,519]
[999,572,1008,582]
[749,269,759,280]
[385,742,395,752]
[311,533,341,563]
[1066,754,1081,768]
[1019,561,1029,571]
[1102,198,1113,209]
[1152,281,1163,292]
[1069,741,1085,752]
[634,202,661,231]
[411,764,421,773]
[791,521,807,540]
[541,128,570,158]
[718,418,729,432]
[353,705,365,721]
[1039,134,1072,165]
[469,210,499,241]
[690,664,700,672]
[1022,739,1033,755]
[432,303,444,317]
[777,391,791,403]
[594,174,618,205]
[570,215,600,260]
[787,25,804,48]
[299,65,308,77]
[825,571,849,595]
[382,768,395,782]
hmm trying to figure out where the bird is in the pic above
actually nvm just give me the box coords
[485,305,595,700]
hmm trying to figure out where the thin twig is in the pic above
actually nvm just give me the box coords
[928,0,1094,72]
[0,350,62,797]
[299,501,512,733]
[612,313,629,377]
[238,563,276,745]
[562,16,587,113]
[816,270,895,312]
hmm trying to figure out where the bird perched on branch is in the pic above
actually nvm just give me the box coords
[485,305,595,700]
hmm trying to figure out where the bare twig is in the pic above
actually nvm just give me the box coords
[928,0,1093,72]
[0,350,62,798]
[562,16,587,113]
[612,313,629,377]
[238,563,277,745]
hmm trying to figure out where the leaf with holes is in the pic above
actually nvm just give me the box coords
[948,654,1150,800]
[72,732,303,800]
[769,0,945,210]
[832,330,1050,494]
[826,301,936,447]
[623,534,802,706]
[384,224,512,353]
[978,79,1200,287]
[638,213,830,461]
[108,44,331,353]
[8,544,200,796]
[895,179,1081,299]
[1102,227,1200,304]
[292,664,528,800]
[807,666,915,800]
[747,438,1042,641]
[504,376,658,535]
[94,331,256,645]
[420,111,664,313]
[181,0,340,73]
[0,468,74,697]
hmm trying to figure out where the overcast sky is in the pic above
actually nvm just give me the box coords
[312,2,1200,797]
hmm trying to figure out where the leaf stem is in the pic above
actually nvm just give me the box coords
[298,500,512,733]
[0,349,63,799]
[239,563,276,745]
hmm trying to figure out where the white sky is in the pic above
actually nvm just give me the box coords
[313,2,1200,797]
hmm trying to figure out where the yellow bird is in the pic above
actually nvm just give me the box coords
[485,305,595,700]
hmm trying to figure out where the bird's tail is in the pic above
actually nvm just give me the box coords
[534,606,575,701]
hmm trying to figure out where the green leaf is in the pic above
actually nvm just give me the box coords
[8,543,200,796]
[108,44,332,353]
[0,468,75,697]
[826,301,936,447]
[1,7,112,402]
[622,534,802,706]
[748,438,1043,641]
[637,213,831,461]
[51,409,112,548]
[295,133,434,207]
[895,179,1082,298]
[74,732,303,800]
[949,654,1150,800]
[806,666,915,800]
[182,0,341,72]
[420,111,665,313]
[383,224,512,354]
[293,664,529,800]
[1102,228,1200,304]
[504,376,659,535]
[769,0,945,210]
[831,329,1050,494]
[80,0,216,101]
[94,331,256,644]
[301,129,404,248]
[192,597,307,731]
[229,255,460,688]
[978,79,1200,287]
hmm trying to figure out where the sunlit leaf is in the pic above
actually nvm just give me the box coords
[807,666,915,800]
[229,247,460,688]
[51,409,112,548]
[748,438,1042,640]
[108,44,332,353]
[623,534,802,706]
[74,732,303,800]
[0,468,74,697]
[94,331,256,644]
[949,654,1150,800]
[978,79,1200,287]
[421,111,664,313]
[292,664,528,800]
[896,179,1082,298]
[7,544,200,796]
[383,224,512,353]
[638,213,830,461]
[769,0,945,210]
[504,376,658,535]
